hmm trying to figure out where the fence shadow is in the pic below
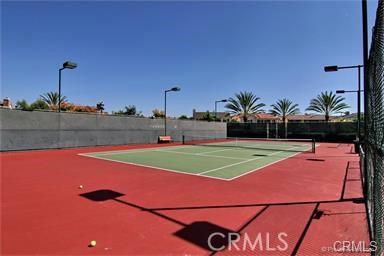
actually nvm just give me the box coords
[80,188,365,254]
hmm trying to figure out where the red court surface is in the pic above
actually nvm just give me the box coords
[1,142,370,255]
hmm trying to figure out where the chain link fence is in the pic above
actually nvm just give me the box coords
[227,122,359,142]
[362,1,384,254]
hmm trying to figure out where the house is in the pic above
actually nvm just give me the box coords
[0,97,12,109]
[194,108,341,123]
[286,114,338,122]
[253,113,281,123]
[230,113,341,123]
[332,113,359,122]
[231,113,281,123]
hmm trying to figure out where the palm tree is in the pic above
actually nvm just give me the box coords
[270,98,300,123]
[202,111,215,122]
[225,91,265,122]
[124,105,138,115]
[152,108,165,118]
[40,92,67,109]
[15,99,30,111]
[306,91,349,122]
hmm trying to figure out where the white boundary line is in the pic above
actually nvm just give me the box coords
[228,143,322,180]
[198,146,298,175]
[78,153,231,181]
[196,148,235,155]
[80,144,195,156]
[78,144,316,181]
[82,145,246,160]
[224,150,308,181]
[82,145,234,157]
[157,149,248,160]
[198,157,263,175]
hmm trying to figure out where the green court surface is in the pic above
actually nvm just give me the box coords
[80,139,313,180]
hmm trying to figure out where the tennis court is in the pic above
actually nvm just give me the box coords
[79,136,316,180]
[2,141,370,255]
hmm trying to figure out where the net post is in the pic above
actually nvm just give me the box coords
[182,135,185,145]
[276,122,278,139]
[312,139,316,153]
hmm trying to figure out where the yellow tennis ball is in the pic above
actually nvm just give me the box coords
[89,240,96,247]
[79,185,83,189]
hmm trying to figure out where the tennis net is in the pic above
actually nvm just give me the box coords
[182,135,316,153]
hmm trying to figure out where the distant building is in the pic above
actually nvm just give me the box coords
[230,113,340,123]
[331,113,359,122]
[253,113,281,123]
[0,97,12,109]
[192,109,230,122]
[231,113,281,123]
[193,108,342,123]
[286,114,338,122]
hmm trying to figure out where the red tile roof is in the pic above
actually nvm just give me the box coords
[254,113,281,120]
[286,114,336,121]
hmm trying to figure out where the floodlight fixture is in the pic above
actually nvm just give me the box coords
[164,86,181,135]
[58,60,77,112]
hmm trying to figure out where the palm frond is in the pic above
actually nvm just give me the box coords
[40,92,67,106]
[225,91,265,122]
[306,91,350,121]
[270,98,299,118]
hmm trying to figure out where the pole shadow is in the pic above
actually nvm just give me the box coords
[80,189,366,254]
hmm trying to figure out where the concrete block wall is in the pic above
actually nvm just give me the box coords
[0,109,226,151]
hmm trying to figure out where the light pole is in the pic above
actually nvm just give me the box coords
[164,86,181,136]
[214,99,228,122]
[58,61,77,112]
[324,64,363,141]
[336,89,364,139]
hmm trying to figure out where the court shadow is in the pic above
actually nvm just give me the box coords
[313,209,324,219]
[323,211,366,216]
[306,158,325,162]
[174,221,235,251]
[79,189,366,255]
[252,154,268,157]
[352,198,365,204]
[80,190,237,252]
[80,189,125,201]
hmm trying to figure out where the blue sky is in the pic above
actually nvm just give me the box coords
[1,1,378,117]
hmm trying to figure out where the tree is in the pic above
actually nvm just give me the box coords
[30,99,49,110]
[15,99,49,111]
[15,99,31,111]
[124,105,138,115]
[96,102,105,113]
[152,108,165,118]
[270,98,300,123]
[202,111,215,122]
[178,115,189,120]
[225,91,265,122]
[58,102,97,113]
[306,91,350,122]
[114,105,142,116]
[40,92,67,109]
